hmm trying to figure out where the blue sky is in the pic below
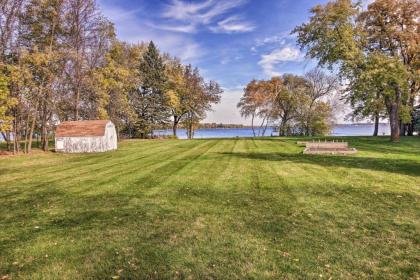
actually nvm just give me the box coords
[97,0,357,124]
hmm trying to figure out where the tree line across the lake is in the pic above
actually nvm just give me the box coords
[237,0,419,141]
[0,0,222,153]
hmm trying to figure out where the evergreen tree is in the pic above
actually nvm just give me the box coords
[133,41,170,138]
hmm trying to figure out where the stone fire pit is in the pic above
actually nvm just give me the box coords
[301,141,357,155]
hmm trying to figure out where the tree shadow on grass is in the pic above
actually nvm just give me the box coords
[220,152,420,177]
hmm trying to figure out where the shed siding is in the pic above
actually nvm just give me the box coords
[55,121,117,153]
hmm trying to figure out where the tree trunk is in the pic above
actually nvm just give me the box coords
[23,117,29,153]
[251,114,256,137]
[407,123,414,137]
[40,101,49,151]
[373,113,379,136]
[279,117,287,136]
[42,124,49,151]
[1,131,10,151]
[172,117,179,137]
[74,87,80,120]
[389,103,400,142]
[407,94,415,136]
[13,117,18,154]
[258,116,267,137]
[262,115,270,136]
[188,122,193,139]
[27,114,37,153]
[399,121,406,137]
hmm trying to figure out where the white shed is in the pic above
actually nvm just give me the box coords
[55,120,117,153]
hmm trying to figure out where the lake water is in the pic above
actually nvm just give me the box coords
[155,123,390,139]
[0,124,390,142]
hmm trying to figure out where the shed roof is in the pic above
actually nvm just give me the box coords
[56,120,111,137]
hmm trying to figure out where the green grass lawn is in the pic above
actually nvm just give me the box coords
[1,137,419,279]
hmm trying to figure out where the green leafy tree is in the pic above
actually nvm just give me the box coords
[182,66,222,139]
[0,71,16,134]
[359,0,420,135]
[293,0,413,141]
[92,41,142,137]
[164,57,188,137]
[274,74,306,136]
[18,0,65,151]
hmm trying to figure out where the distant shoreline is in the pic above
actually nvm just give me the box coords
[154,122,390,130]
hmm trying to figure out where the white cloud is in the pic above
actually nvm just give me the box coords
[162,0,254,34]
[98,1,204,63]
[162,0,215,22]
[147,22,197,33]
[210,16,255,33]
[255,35,287,47]
[258,46,303,77]
[251,32,296,53]
[178,42,204,61]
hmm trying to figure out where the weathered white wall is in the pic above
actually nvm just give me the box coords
[105,122,118,151]
[55,121,118,153]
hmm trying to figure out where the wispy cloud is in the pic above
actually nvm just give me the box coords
[161,0,254,34]
[258,46,303,77]
[210,15,255,33]
[253,32,295,50]
[256,35,287,47]
[162,0,215,22]
[98,1,205,63]
[147,22,196,33]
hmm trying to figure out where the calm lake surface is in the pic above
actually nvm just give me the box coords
[0,124,390,141]
[156,123,390,139]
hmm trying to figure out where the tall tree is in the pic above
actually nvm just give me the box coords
[237,79,278,137]
[18,0,65,151]
[132,41,170,138]
[237,80,260,137]
[293,0,414,141]
[274,74,305,136]
[0,0,25,61]
[299,68,337,136]
[92,41,142,137]
[182,65,222,139]
[164,57,187,137]
[358,0,420,136]
[62,0,114,120]
[0,70,16,143]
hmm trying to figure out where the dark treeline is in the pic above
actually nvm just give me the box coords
[198,123,248,129]
[0,0,222,153]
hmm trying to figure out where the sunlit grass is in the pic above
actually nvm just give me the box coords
[1,137,419,279]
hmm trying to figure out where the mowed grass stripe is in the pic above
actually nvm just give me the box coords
[0,137,419,279]
[0,140,178,186]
